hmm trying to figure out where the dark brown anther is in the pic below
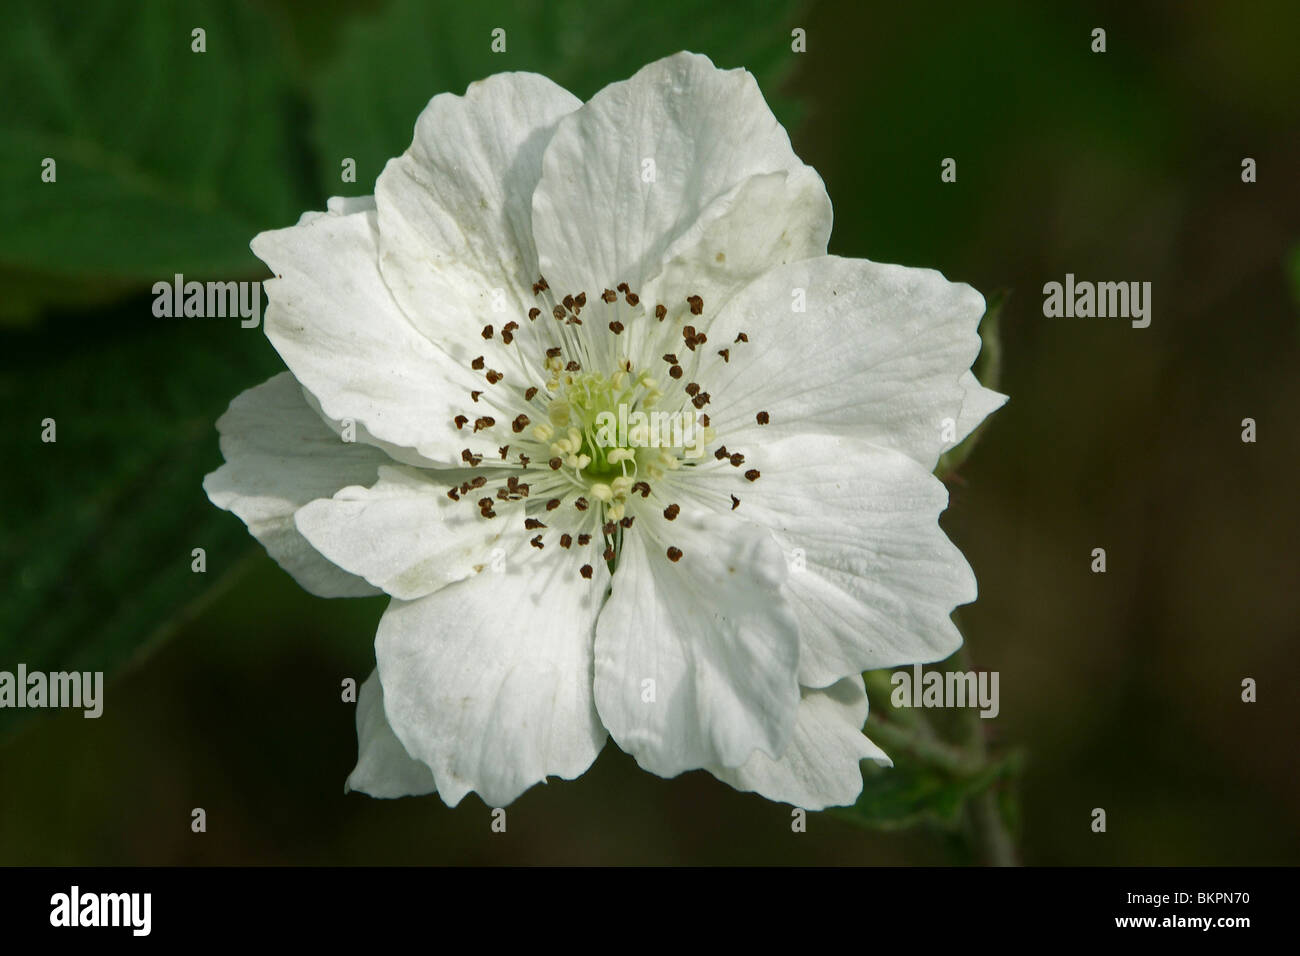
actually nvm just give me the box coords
[602,521,617,536]
[603,546,615,562]
[501,329,514,345]
[532,277,548,295]
[686,295,703,315]
[668,365,683,379]
[575,292,587,307]
[528,307,541,320]
[683,325,696,339]
[691,392,710,409]
[549,457,562,470]
[454,415,468,430]
[481,325,493,339]
[730,494,740,510]
[471,390,482,402]
[620,516,635,529]
[546,346,562,358]
[625,292,639,306]
[447,488,460,501]
[580,564,593,579]
[609,321,624,334]
[560,534,573,548]
[459,482,471,495]
[518,453,530,466]
[577,533,592,546]
[735,332,748,343]
[654,304,667,320]
[546,498,560,511]
[663,503,680,521]
[473,416,495,432]
[531,535,544,549]
[566,315,583,326]
[472,355,485,370]
[729,453,745,467]
[695,333,707,345]
[602,289,617,303]
[666,546,683,562]
[714,446,729,460]
[663,353,677,364]
[685,382,700,397]
[562,294,575,311]
[616,282,630,294]
[718,348,730,363]
[525,518,546,530]
[552,305,566,321]
[744,469,760,482]
[512,414,530,433]
[486,369,503,384]
[496,487,510,501]
[461,449,483,466]
[565,360,581,372]
[700,414,710,427]
[574,497,589,511]
[631,481,651,498]
[525,386,538,401]
[756,411,770,425]
[470,476,487,489]
[499,446,510,459]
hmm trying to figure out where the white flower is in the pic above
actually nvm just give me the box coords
[204,52,1006,810]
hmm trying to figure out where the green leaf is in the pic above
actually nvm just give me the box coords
[0,0,308,318]
[0,301,281,740]
[835,735,1021,833]
[311,0,805,200]
[935,289,1006,478]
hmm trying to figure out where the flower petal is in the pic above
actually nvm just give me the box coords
[951,369,1008,450]
[702,255,985,471]
[532,51,811,296]
[675,433,976,686]
[251,205,488,465]
[203,372,388,597]
[375,72,580,349]
[375,540,609,807]
[295,464,532,601]
[593,508,801,777]
[711,676,890,810]
[346,671,437,799]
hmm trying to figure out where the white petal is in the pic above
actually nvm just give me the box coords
[674,433,976,686]
[376,540,609,808]
[346,671,436,799]
[712,676,890,810]
[295,464,526,600]
[702,255,985,471]
[203,372,388,597]
[251,206,490,465]
[593,508,801,777]
[951,369,1008,450]
[533,52,811,296]
[375,72,580,351]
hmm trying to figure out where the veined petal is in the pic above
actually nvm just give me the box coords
[711,676,890,810]
[375,72,580,355]
[203,372,388,597]
[252,206,489,465]
[376,538,609,808]
[593,508,801,777]
[533,51,810,297]
[295,464,528,601]
[702,255,985,471]
[346,671,437,799]
[674,433,976,686]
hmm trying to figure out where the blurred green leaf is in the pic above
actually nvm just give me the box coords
[0,0,308,319]
[311,0,805,199]
[0,302,280,739]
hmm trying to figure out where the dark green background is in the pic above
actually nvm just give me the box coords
[2,0,1297,864]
